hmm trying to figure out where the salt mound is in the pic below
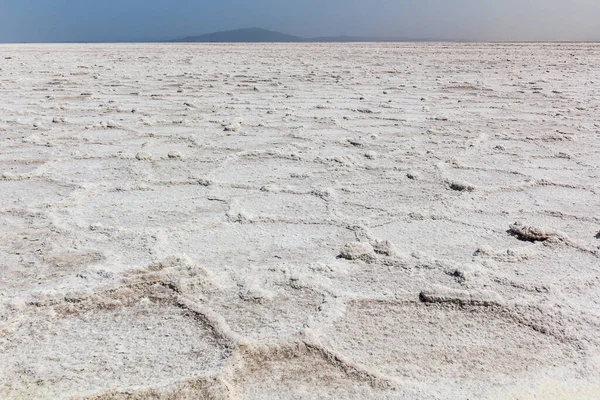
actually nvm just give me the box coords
[339,242,376,263]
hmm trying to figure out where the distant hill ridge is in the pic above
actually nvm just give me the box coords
[173,28,301,43]
[172,27,422,43]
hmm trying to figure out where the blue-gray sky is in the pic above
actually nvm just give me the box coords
[1,0,599,42]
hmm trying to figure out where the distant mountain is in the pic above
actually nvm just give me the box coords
[171,28,437,43]
[173,28,302,43]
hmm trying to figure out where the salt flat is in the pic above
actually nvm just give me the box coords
[0,43,599,399]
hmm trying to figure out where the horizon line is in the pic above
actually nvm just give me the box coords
[1,40,599,44]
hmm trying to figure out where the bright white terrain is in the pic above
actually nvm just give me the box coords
[0,43,599,399]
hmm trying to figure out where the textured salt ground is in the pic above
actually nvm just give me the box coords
[320,300,580,375]
[1,43,600,399]
[0,284,229,399]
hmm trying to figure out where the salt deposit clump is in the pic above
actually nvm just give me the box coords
[339,242,376,263]
[370,239,397,257]
[135,151,153,161]
[449,180,475,192]
[508,222,563,242]
[223,121,242,132]
[168,150,183,159]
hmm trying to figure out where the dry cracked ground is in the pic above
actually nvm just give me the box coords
[1,43,600,399]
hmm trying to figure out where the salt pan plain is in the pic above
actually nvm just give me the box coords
[1,43,600,399]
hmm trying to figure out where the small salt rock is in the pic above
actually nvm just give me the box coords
[223,122,242,132]
[136,151,153,161]
[89,223,104,231]
[508,222,561,242]
[168,151,183,159]
[348,138,365,148]
[339,242,376,263]
[364,151,377,160]
[260,184,279,192]
[101,120,118,128]
[406,171,420,180]
[449,263,484,282]
[449,180,475,192]
[473,245,495,257]
[370,239,397,256]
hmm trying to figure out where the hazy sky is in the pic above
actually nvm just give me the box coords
[0,0,599,42]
